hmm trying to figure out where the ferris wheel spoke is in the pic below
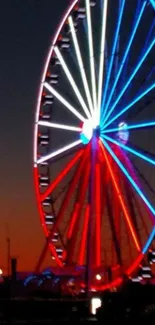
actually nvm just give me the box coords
[38,120,82,132]
[41,149,83,202]
[102,1,146,126]
[97,0,108,123]
[95,163,101,267]
[50,147,90,237]
[85,0,97,117]
[54,46,91,119]
[67,163,90,264]
[103,37,155,127]
[120,150,155,229]
[100,140,141,252]
[103,134,155,167]
[132,160,155,198]
[44,82,85,122]
[67,203,79,241]
[37,139,82,165]
[101,138,155,217]
[78,205,90,266]
[149,0,155,10]
[106,188,123,266]
[102,121,155,135]
[102,82,155,130]
[101,0,125,122]
[68,16,94,117]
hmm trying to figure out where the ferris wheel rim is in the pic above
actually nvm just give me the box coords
[33,0,155,289]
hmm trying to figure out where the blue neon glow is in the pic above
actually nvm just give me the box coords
[149,0,155,10]
[101,0,126,122]
[24,274,37,286]
[142,227,155,253]
[102,2,146,126]
[102,134,155,166]
[142,19,155,57]
[102,82,155,129]
[101,138,155,216]
[102,121,155,134]
[103,38,155,127]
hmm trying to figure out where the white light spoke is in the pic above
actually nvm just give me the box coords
[38,121,82,132]
[68,16,94,117]
[85,0,97,118]
[37,139,82,164]
[44,82,85,122]
[98,0,108,123]
[54,46,91,119]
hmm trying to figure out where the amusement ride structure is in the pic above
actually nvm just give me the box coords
[33,0,155,292]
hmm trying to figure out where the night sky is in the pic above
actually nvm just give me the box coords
[0,0,70,273]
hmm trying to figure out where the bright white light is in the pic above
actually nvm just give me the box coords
[38,121,82,132]
[33,0,78,167]
[91,298,102,315]
[96,274,102,281]
[37,139,82,164]
[86,0,97,112]
[44,82,85,122]
[68,16,94,117]
[0,269,3,276]
[80,119,93,144]
[98,0,108,123]
[54,46,91,119]
[117,122,129,144]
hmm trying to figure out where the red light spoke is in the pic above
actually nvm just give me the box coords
[67,160,90,264]
[41,149,84,202]
[67,203,79,240]
[50,148,89,237]
[78,205,90,266]
[95,163,101,267]
[99,140,141,252]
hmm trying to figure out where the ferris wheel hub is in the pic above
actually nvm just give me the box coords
[80,119,100,144]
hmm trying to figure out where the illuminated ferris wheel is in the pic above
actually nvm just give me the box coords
[33,0,155,291]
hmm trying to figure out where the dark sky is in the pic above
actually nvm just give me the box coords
[0,0,70,272]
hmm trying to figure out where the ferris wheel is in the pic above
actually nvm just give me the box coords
[33,0,155,291]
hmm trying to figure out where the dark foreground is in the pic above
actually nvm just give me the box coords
[1,296,155,324]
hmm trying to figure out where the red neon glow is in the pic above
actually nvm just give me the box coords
[78,205,90,265]
[99,140,141,252]
[50,150,89,236]
[67,203,79,239]
[34,167,49,236]
[94,277,123,291]
[34,166,63,267]
[126,252,144,275]
[41,149,83,202]
[95,163,101,267]
[67,159,90,263]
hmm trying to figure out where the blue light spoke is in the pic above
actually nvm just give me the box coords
[102,134,155,166]
[102,1,147,126]
[101,138,155,217]
[103,37,155,126]
[149,0,155,10]
[102,121,155,135]
[102,82,155,129]
[101,0,126,123]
